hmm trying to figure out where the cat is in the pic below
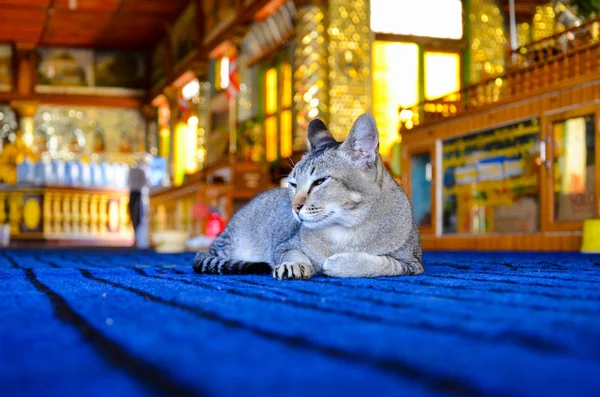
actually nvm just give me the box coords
[193,113,424,279]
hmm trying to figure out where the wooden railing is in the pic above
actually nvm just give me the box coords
[150,181,201,237]
[404,17,600,129]
[0,185,133,244]
[508,17,600,68]
[149,160,273,238]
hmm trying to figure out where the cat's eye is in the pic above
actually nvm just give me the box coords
[289,181,297,188]
[311,177,329,188]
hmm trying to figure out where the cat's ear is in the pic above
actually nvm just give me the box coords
[307,119,335,151]
[340,113,379,167]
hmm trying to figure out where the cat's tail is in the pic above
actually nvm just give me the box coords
[193,251,272,275]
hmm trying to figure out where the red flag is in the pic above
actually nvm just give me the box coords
[225,54,240,99]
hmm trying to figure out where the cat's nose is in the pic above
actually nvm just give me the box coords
[293,204,303,214]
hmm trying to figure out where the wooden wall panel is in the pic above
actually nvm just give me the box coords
[405,78,600,252]
[421,234,581,252]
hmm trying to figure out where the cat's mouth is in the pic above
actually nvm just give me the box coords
[298,211,333,228]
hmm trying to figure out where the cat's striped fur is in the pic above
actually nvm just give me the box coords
[193,232,271,275]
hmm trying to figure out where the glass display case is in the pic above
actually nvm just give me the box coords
[442,119,542,234]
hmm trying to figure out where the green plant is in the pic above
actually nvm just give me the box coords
[571,0,600,19]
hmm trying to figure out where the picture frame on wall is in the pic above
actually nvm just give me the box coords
[151,40,167,89]
[0,44,11,92]
[35,47,144,96]
[94,50,145,89]
[36,47,94,92]
[172,3,197,64]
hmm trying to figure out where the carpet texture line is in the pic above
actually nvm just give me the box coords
[1,250,21,269]
[422,273,600,294]
[378,277,599,302]
[147,269,570,355]
[306,279,600,316]
[24,268,202,397]
[78,268,487,397]
[74,255,105,268]
[428,268,600,284]
[34,255,61,268]
[234,277,322,296]
[160,269,600,320]
[228,274,600,331]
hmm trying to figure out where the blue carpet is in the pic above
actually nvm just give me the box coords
[1,249,599,397]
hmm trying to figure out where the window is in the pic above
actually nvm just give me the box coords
[372,41,419,154]
[371,0,463,39]
[411,152,433,228]
[372,43,462,156]
[442,119,542,234]
[280,63,292,158]
[424,52,460,100]
[264,67,278,162]
[552,116,595,222]
[262,56,293,162]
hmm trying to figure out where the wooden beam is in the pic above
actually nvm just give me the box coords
[374,33,467,52]
[35,93,143,108]
[38,0,57,44]
[0,92,142,109]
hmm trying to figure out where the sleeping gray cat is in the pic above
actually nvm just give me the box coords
[193,113,424,279]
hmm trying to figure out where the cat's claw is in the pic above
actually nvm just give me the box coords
[273,263,314,280]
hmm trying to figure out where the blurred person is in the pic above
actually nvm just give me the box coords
[127,155,150,248]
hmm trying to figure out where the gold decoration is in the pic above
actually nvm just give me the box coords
[517,23,531,47]
[72,194,81,234]
[90,196,99,234]
[9,100,39,119]
[108,200,120,232]
[23,198,41,230]
[99,195,108,234]
[1,187,133,242]
[294,3,329,150]
[533,4,555,42]
[120,195,130,232]
[8,192,23,235]
[470,0,506,83]
[53,193,62,233]
[0,193,6,226]
[327,0,372,140]
[62,195,72,233]
[44,192,53,234]
[81,195,90,234]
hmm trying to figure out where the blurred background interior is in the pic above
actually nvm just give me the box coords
[0,0,598,252]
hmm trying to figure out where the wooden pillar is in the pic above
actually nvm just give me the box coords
[293,0,329,151]
[142,104,158,155]
[13,43,36,97]
[9,99,39,151]
[327,0,372,140]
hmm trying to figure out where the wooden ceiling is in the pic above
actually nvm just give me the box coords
[0,0,190,49]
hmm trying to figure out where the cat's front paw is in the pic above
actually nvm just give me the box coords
[273,263,314,280]
[322,252,373,277]
[322,253,352,277]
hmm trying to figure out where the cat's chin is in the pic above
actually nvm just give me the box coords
[301,221,327,230]
[299,215,335,229]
